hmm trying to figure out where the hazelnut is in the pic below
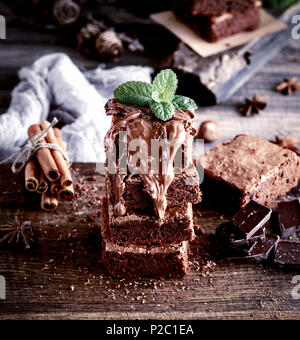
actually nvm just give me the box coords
[198,120,221,143]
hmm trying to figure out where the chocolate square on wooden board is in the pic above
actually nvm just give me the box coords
[101,198,189,278]
[232,201,271,240]
[273,240,300,271]
[231,226,265,246]
[106,180,195,245]
[278,200,300,239]
[246,234,279,262]
[214,221,265,246]
[200,135,300,212]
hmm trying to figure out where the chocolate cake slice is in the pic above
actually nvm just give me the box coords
[189,6,260,42]
[104,98,200,221]
[200,134,300,213]
[172,0,257,17]
[173,1,261,42]
[106,179,195,245]
[101,198,189,278]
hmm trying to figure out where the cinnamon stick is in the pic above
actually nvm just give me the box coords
[37,171,48,193]
[27,124,60,182]
[24,160,39,192]
[58,184,75,201]
[53,127,75,201]
[41,121,72,187]
[50,181,61,195]
[41,192,58,212]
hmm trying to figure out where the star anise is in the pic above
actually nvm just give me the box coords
[272,134,300,156]
[0,217,33,249]
[238,95,267,117]
[276,77,300,95]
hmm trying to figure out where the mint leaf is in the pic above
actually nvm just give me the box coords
[150,100,175,121]
[151,69,178,103]
[114,81,152,106]
[172,95,197,111]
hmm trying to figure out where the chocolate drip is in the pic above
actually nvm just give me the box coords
[104,99,196,222]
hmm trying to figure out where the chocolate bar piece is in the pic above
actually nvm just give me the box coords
[232,201,271,240]
[174,5,260,42]
[172,0,257,17]
[200,135,300,213]
[278,200,300,239]
[108,164,201,215]
[273,240,300,270]
[106,182,195,245]
[216,221,265,247]
[101,198,189,278]
[246,234,279,262]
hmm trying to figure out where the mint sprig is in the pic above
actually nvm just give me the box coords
[150,101,175,122]
[114,81,152,106]
[113,69,197,121]
[151,69,178,103]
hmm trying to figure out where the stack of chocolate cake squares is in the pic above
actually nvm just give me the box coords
[172,0,261,42]
[101,98,201,278]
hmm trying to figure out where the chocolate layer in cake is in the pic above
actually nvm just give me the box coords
[106,180,195,245]
[200,134,300,213]
[101,198,189,278]
[108,164,201,214]
[173,2,261,42]
[172,0,257,17]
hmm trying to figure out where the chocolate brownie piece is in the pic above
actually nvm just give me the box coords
[200,134,300,213]
[172,0,257,17]
[174,4,260,42]
[104,98,197,221]
[101,198,189,278]
[108,164,201,214]
[190,6,260,42]
[105,183,195,245]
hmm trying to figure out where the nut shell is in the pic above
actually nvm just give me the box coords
[198,120,221,143]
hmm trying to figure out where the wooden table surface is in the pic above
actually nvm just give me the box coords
[0,2,300,320]
[0,163,299,320]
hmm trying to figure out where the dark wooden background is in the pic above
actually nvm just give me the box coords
[0,1,300,320]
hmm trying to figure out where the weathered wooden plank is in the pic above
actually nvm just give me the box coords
[0,164,299,320]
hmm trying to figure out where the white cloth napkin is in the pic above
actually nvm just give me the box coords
[0,53,153,163]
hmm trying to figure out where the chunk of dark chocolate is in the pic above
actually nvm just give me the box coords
[278,200,300,239]
[273,240,300,270]
[215,221,265,246]
[246,234,279,262]
[232,201,272,240]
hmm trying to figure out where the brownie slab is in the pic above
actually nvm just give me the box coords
[101,198,189,278]
[172,0,257,17]
[200,134,300,213]
[173,0,260,42]
[108,164,201,214]
[190,6,260,42]
[105,182,195,245]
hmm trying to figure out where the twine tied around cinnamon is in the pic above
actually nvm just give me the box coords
[0,117,70,174]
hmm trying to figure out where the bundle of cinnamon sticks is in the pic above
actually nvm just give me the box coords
[24,121,74,212]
